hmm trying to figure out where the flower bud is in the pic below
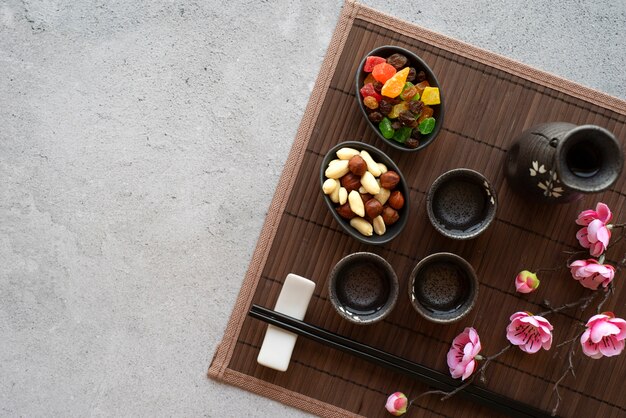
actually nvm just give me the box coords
[385,392,408,416]
[515,270,540,294]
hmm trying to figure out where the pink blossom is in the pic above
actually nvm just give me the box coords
[515,270,540,294]
[576,202,612,226]
[506,312,553,354]
[577,218,611,256]
[385,392,408,416]
[569,259,615,290]
[580,312,626,359]
[576,202,612,256]
[446,327,482,380]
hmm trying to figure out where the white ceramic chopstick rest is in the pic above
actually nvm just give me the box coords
[256,273,316,371]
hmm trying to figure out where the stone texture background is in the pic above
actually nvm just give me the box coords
[1,0,624,416]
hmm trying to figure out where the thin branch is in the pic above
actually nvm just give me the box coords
[478,345,512,385]
[607,228,626,269]
[562,250,590,267]
[562,250,584,255]
[409,386,460,405]
[610,222,626,229]
[617,252,626,271]
[579,293,597,312]
[534,266,561,274]
[537,292,598,317]
[607,232,624,248]
[440,378,475,401]
[551,332,582,416]
[532,250,586,273]
[556,334,580,348]
[596,285,614,313]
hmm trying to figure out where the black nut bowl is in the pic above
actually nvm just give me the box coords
[355,45,444,152]
[329,252,399,325]
[320,141,409,245]
[408,252,479,324]
[426,168,497,240]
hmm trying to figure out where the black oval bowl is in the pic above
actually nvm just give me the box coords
[355,45,444,152]
[320,141,409,245]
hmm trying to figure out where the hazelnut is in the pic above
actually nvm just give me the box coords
[388,190,405,210]
[348,155,367,176]
[360,193,373,203]
[340,173,361,192]
[336,203,356,219]
[382,206,400,225]
[364,199,383,219]
[380,171,400,189]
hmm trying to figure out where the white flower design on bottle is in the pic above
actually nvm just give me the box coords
[529,161,546,177]
[530,161,564,198]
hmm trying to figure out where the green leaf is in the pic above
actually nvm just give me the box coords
[418,117,436,135]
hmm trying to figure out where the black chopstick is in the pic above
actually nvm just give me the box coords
[249,305,554,418]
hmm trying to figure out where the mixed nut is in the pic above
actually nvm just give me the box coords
[323,147,405,237]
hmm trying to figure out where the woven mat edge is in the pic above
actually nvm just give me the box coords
[216,369,364,418]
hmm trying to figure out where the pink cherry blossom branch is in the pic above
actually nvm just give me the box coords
[410,344,512,404]
[413,290,611,409]
[414,290,615,413]
[548,286,614,416]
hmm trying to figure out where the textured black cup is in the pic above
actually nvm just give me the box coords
[328,252,399,325]
[355,45,444,152]
[320,141,409,245]
[426,168,497,240]
[408,252,479,324]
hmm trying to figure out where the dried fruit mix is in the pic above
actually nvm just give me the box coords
[359,51,440,148]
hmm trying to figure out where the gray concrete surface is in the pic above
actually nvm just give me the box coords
[1,0,624,416]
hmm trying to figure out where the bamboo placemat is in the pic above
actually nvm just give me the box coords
[209,1,626,416]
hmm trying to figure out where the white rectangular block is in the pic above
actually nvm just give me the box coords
[256,273,315,372]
